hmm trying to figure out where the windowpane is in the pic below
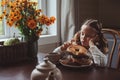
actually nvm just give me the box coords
[0,5,4,35]
[31,0,48,35]
[0,22,4,35]
[26,0,47,35]
[30,0,38,8]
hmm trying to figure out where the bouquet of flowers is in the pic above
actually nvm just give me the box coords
[0,0,56,42]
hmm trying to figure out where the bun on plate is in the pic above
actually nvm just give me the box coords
[66,45,91,65]
[67,45,88,56]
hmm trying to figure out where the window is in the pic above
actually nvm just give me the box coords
[0,0,6,38]
[0,6,3,35]
[38,0,58,45]
[0,0,58,45]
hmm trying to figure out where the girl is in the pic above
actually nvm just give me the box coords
[47,19,108,66]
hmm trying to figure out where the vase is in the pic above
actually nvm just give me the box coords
[27,40,38,61]
[21,35,39,62]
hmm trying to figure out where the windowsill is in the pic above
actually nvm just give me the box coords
[38,34,58,45]
[0,34,59,45]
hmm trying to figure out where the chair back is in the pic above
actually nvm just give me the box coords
[118,44,120,70]
[102,28,120,69]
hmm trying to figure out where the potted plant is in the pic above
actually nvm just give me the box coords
[0,0,56,61]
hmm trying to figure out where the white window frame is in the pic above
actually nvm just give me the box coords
[38,0,58,45]
[0,0,10,38]
[0,0,58,45]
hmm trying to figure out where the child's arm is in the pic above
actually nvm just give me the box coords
[53,39,77,53]
[54,31,81,53]
[46,40,72,64]
[89,40,107,66]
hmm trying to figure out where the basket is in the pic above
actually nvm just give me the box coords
[0,41,29,65]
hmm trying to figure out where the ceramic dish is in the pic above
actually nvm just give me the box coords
[59,59,93,68]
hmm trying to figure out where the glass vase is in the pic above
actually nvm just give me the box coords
[21,35,39,62]
[27,40,38,61]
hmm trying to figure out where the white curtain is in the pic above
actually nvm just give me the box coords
[57,0,75,44]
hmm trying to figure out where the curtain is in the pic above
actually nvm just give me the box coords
[57,0,76,45]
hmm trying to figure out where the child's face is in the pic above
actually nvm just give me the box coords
[80,25,97,48]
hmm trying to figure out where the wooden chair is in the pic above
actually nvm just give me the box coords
[118,44,120,70]
[102,28,120,69]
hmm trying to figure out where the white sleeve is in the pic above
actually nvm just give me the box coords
[53,46,66,56]
[53,46,62,53]
[89,45,107,66]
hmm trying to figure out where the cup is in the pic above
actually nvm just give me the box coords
[45,53,62,64]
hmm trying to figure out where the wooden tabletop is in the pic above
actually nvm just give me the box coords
[57,65,120,80]
[0,53,120,80]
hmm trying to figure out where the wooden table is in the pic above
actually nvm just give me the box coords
[57,65,120,80]
[0,53,120,80]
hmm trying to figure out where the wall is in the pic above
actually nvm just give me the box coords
[98,0,120,29]
[74,0,120,30]
[74,0,99,31]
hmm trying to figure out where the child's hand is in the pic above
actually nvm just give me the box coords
[89,35,99,47]
[61,42,72,51]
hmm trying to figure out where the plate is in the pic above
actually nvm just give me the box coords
[59,59,93,68]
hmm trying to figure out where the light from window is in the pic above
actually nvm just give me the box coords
[0,2,4,36]
[0,21,4,35]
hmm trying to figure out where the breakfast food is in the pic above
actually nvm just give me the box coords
[65,45,91,65]
[67,45,88,56]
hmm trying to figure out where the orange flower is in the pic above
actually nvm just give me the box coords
[7,20,14,27]
[15,22,20,27]
[27,19,37,29]
[0,15,4,20]
[36,28,43,36]
[38,15,46,24]
[2,10,6,16]
[45,19,51,26]
[1,0,8,6]
[35,9,42,16]
[50,16,56,23]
